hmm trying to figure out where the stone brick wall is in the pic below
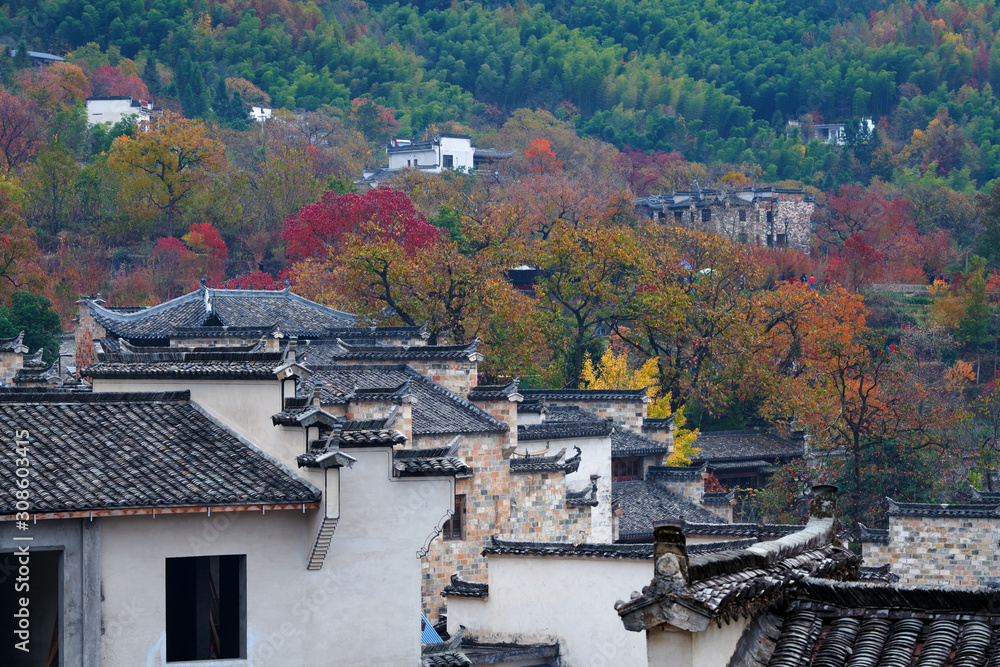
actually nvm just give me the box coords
[653,192,814,253]
[864,516,1000,587]
[406,359,478,399]
[649,474,704,506]
[509,471,591,542]
[73,301,106,375]
[0,350,24,384]
[422,432,510,620]
[474,397,518,455]
[543,399,646,430]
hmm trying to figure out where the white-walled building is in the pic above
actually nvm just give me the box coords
[85,96,156,127]
[361,134,516,187]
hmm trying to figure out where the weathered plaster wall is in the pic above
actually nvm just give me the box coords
[99,447,452,667]
[448,555,651,667]
[645,615,749,667]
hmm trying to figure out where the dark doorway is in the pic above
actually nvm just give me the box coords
[165,555,246,662]
[0,549,61,667]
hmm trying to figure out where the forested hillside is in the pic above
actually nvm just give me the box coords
[7,0,1000,189]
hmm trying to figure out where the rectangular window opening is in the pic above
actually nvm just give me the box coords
[443,154,454,168]
[443,494,465,541]
[166,555,246,662]
[613,457,642,482]
[776,233,787,247]
[701,209,711,222]
[739,210,746,222]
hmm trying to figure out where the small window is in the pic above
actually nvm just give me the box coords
[673,211,683,224]
[776,233,787,247]
[443,494,465,540]
[737,232,748,244]
[613,457,642,481]
[166,555,246,662]
[739,210,746,222]
[701,209,711,222]
[766,234,774,247]
[766,210,774,223]
[443,154,454,168]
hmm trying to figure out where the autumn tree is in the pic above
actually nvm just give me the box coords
[23,142,80,235]
[283,186,439,262]
[91,65,150,99]
[813,185,911,250]
[826,233,885,292]
[792,329,955,527]
[0,191,48,305]
[524,138,563,173]
[0,92,44,174]
[107,111,228,237]
[349,98,400,144]
[535,222,644,385]
[612,227,759,415]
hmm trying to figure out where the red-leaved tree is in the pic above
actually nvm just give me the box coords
[0,92,44,174]
[90,65,150,99]
[827,233,885,292]
[524,138,563,173]
[282,187,440,262]
[216,272,286,290]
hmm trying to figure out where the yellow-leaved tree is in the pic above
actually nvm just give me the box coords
[648,394,701,466]
[107,110,228,237]
[580,349,700,465]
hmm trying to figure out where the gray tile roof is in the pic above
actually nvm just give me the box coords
[520,388,648,402]
[0,331,27,353]
[618,542,858,633]
[307,365,507,436]
[517,422,612,441]
[86,350,286,379]
[741,578,1000,667]
[441,574,488,598]
[690,430,803,463]
[87,285,354,340]
[612,425,669,457]
[613,480,725,540]
[0,390,320,515]
[393,448,471,477]
[542,405,604,423]
[300,339,480,365]
[683,522,805,539]
[885,499,1000,518]
[482,536,762,560]
[467,380,520,402]
[857,523,889,544]
[509,447,581,473]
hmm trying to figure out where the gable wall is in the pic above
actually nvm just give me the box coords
[863,515,1000,587]
[543,399,646,430]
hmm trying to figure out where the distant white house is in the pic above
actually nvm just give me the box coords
[787,118,875,146]
[250,106,273,123]
[85,96,157,128]
[361,133,516,187]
